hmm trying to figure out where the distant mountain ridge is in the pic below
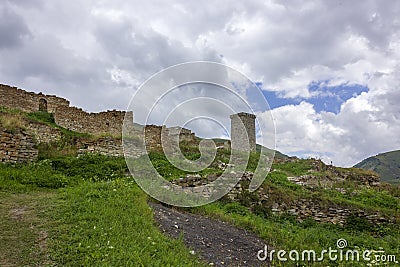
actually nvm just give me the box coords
[354,150,400,184]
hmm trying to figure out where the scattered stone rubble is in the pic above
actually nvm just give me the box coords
[171,160,394,226]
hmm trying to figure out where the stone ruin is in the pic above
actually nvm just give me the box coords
[144,125,196,151]
[0,83,261,163]
[1,84,259,160]
[1,84,395,228]
[0,83,217,162]
[0,83,134,136]
[230,112,256,152]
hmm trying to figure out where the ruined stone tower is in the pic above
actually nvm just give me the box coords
[230,112,256,152]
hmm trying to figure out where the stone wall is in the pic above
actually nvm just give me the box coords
[269,198,391,225]
[228,173,393,226]
[144,125,163,151]
[0,128,38,163]
[167,126,196,142]
[144,125,197,151]
[53,106,134,136]
[26,121,63,144]
[0,83,134,137]
[230,112,256,152]
[77,137,145,158]
[0,112,63,163]
[0,83,70,113]
[0,83,198,160]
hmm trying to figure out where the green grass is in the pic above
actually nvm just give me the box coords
[0,112,26,132]
[0,156,205,266]
[0,134,399,266]
[0,161,70,191]
[192,201,400,267]
[142,149,400,265]
[354,150,400,184]
[272,159,313,176]
[320,186,400,214]
[26,111,56,124]
[0,106,24,114]
[147,149,263,181]
[48,179,202,266]
[49,154,128,182]
[26,111,90,139]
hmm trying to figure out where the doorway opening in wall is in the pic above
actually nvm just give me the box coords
[39,98,48,112]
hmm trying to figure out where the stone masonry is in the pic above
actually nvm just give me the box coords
[0,83,134,136]
[77,137,145,159]
[26,121,63,144]
[0,128,38,163]
[53,106,133,136]
[0,84,70,113]
[230,112,256,152]
[144,125,196,151]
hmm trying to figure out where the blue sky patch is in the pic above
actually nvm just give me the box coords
[258,81,369,114]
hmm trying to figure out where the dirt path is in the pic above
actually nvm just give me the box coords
[0,191,53,267]
[150,202,270,267]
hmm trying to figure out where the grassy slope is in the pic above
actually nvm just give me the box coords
[148,148,399,265]
[1,107,399,265]
[49,180,201,266]
[0,156,203,266]
[0,152,399,266]
[355,150,400,184]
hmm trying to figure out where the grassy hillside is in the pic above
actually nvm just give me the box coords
[0,152,399,266]
[0,154,203,266]
[1,106,399,266]
[354,150,400,184]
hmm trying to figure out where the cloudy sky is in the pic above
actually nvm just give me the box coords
[1,0,399,167]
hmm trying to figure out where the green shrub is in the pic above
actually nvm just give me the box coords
[0,161,70,189]
[252,203,271,218]
[0,155,129,189]
[237,187,260,207]
[345,214,372,232]
[299,217,318,228]
[223,202,249,215]
[50,154,128,182]
[148,151,188,180]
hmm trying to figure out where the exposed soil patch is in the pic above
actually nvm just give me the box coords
[0,192,53,267]
[9,205,30,221]
[150,202,269,266]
